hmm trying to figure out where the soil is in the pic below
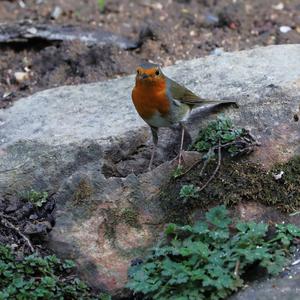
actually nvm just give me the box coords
[1,0,300,108]
[0,192,55,255]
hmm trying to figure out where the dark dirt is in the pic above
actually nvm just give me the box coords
[0,192,55,256]
[1,0,300,108]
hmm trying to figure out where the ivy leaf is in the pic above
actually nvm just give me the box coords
[192,221,209,234]
[206,205,231,228]
[13,278,25,289]
[287,224,300,237]
[165,223,177,235]
[179,241,209,258]
[236,222,248,233]
[62,259,76,269]
[127,206,300,300]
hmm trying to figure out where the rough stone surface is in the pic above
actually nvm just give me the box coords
[0,45,300,296]
[230,272,300,300]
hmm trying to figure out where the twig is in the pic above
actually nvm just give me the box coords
[173,133,259,179]
[176,158,202,178]
[175,147,214,179]
[234,260,240,276]
[290,211,300,217]
[0,212,16,221]
[0,161,29,173]
[177,141,253,178]
[292,258,300,266]
[199,151,213,177]
[0,213,34,253]
[197,140,222,193]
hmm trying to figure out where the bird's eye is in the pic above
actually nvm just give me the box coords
[136,69,140,75]
[155,70,160,76]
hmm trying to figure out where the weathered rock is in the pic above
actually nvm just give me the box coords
[230,272,300,300]
[23,220,52,236]
[0,45,300,296]
[14,202,34,220]
[4,197,20,213]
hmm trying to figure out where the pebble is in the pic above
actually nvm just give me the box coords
[211,48,225,56]
[279,26,292,33]
[51,6,63,19]
[152,2,163,10]
[18,0,26,8]
[15,203,34,220]
[273,170,284,180]
[272,3,284,10]
[2,92,12,99]
[24,221,52,236]
[5,200,19,213]
[14,72,29,83]
[204,14,219,26]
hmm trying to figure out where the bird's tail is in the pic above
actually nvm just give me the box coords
[192,98,238,109]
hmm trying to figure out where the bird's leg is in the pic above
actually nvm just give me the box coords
[178,122,186,166]
[149,126,158,170]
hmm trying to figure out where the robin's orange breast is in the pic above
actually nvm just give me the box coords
[132,83,170,121]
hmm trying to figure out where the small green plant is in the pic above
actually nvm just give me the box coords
[179,184,198,202]
[171,165,184,179]
[191,115,247,156]
[0,245,110,299]
[97,0,106,12]
[127,205,300,300]
[23,189,49,207]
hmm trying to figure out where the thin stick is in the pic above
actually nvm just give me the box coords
[178,124,185,166]
[199,151,213,177]
[172,135,259,178]
[197,140,222,193]
[234,260,240,277]
[0,161,29,173]
[0,213,34,253]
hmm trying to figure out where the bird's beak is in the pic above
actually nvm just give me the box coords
[141,74,149,79]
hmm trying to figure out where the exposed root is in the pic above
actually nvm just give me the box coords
[0,212,35,253]
[197,140,222,193]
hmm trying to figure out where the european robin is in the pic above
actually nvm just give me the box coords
[132,62,236,169]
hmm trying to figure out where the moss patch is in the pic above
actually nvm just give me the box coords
[102,206,147,258]
[120,208,141,229]
[73,179,93,205]
[160,156,300,224]
[103,207,141,242]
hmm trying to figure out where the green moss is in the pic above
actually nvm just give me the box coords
[73,179,93,205]
[103,208,119,242]
[120,208,141,229]
[101,207,149,258]
[103,207,141,242]
[160,156,300,224]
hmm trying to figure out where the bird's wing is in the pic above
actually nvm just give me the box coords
[168,78,226,107]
